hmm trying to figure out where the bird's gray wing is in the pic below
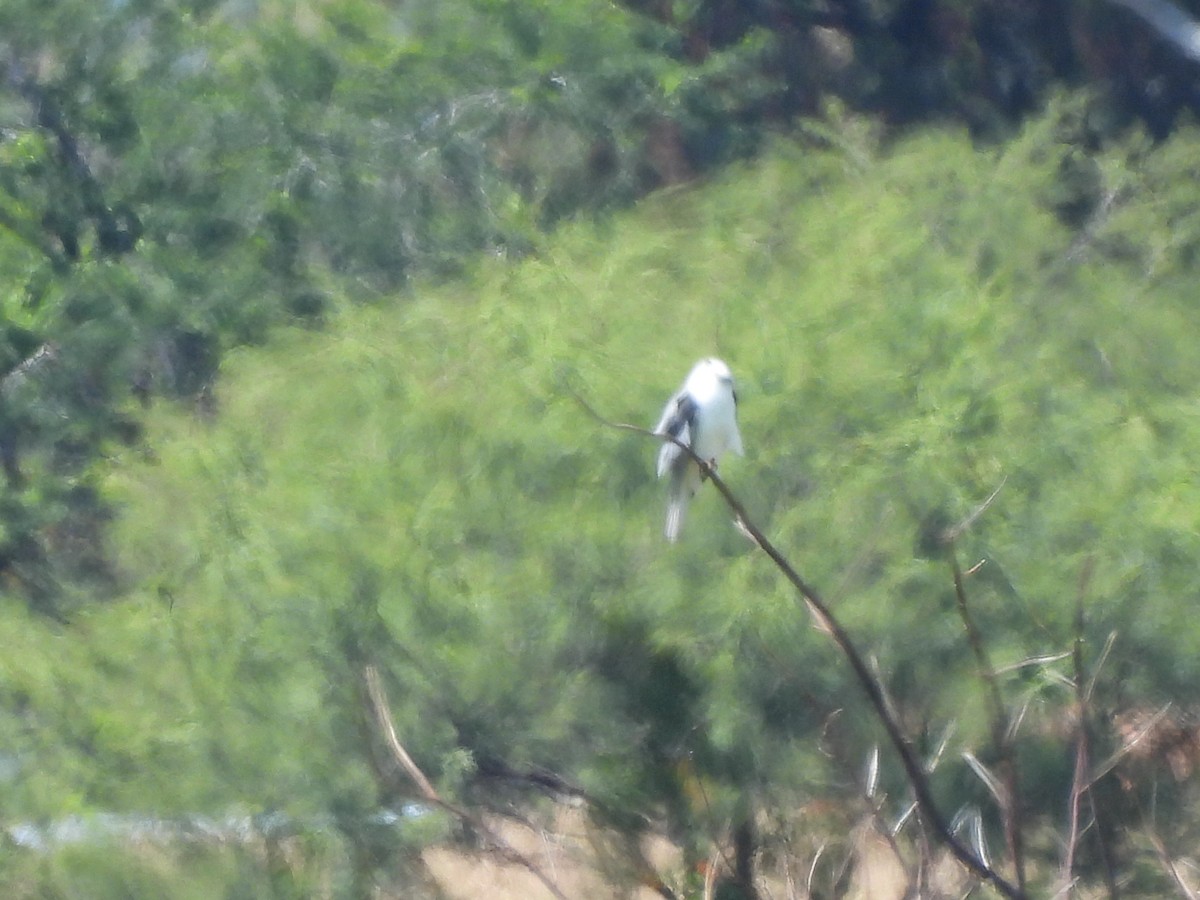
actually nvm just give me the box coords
[654,391,698,478]
[656,392,702,542]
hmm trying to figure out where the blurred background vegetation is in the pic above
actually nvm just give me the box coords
[4,0,1200,897]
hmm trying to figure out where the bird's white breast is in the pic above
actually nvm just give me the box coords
[695,391,739,459]
[686,370,741,462]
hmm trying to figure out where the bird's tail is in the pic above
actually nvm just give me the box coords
[664,495,688,543]
[664,467,699,542]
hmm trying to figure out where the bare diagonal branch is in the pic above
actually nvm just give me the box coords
[363,665,572,900]
[576,392,1025,899]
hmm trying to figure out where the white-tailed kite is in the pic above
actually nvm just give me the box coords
[653,357,744,542]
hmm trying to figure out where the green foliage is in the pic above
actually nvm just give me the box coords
[0,0,693,612]
[3,0,1191,621]
[2,0,827,620]
[7,3,1200,880]
[0,109,1187,894]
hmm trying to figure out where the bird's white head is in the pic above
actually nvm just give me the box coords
[701,357,733,382]
[685,357,735,394]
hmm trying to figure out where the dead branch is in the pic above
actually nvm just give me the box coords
[363,665,572,900]
[576,392,1025,899]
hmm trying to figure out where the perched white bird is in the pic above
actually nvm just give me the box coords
[653,358,744,542]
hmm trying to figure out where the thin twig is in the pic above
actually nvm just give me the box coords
[1089,704,1174,787]
[857,745,918,892]
[363,665,572,900]
[702,843,721,900]
[950,546,1026,894]
[949,550,1008,733]
[1085,631,1119,704]
[994,651,1072,675]
[940,477,1007,544]
[1064,557,1120,899]
[575,393,1025,899]
[1062,734,1091,898]
[807,842,827,895]
[1144,821,1200,900]
[1062,564,1089,892]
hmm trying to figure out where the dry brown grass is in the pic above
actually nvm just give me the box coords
[413,808,926,900]
[420,807,682,899]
